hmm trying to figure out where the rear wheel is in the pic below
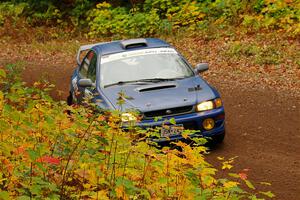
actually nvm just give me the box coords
[67,92,74,105]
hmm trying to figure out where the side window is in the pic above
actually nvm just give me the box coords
[87,52,97,82]
[79,52,91,78]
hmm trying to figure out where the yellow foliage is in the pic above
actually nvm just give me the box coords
[223,181,239,189]
[0,68,271,199]
[0,91,3,111]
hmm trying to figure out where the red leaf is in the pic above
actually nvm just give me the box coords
[16,146,25,155]
[37,156,60,165]
[239,172,248,180]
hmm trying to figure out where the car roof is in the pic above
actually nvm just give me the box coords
[92,38,171,55]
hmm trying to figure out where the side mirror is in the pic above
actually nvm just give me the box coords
[78,78,94,87]
[195,63,209,73]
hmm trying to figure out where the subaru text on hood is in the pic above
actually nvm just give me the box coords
[67,38,225,144]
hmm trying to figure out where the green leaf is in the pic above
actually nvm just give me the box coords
[154,116,162,122]
[228,173,240,178]
[158,177,168,184]
[0,69,6,78]
[17,196,31,200]
[249,195,259,200]
[26,149,39,161]
[139,189,151,199]
[36,162,47,173]
[0,191,9,200]
[169,118,176,125]
[165,186,176,196]
[30,185,41,195]
[244,179,255,190]
[260,191,275,198]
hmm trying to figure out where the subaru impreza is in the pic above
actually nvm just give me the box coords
[68,38,225,143]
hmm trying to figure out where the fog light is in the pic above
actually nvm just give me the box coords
[202,118,215,130]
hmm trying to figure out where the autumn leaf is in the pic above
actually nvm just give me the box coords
[0,91,4,111]
[223,181,239,189]
[217,156,224,161]
[169,118,176,125]
[260,191,275,198]
[238,172,248,180]
[37,156,60,165]
[0,69,6,78]
[115,185,126,199]
[260,182,272,186]
[0,191,9,200]
[182,132,189,139]
[244,179,255,190]
[222,161,233,170]
[228,173,240,178]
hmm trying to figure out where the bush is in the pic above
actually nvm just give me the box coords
[87,0,299,37]
[242,0,300,34]
[0,2,28,25]
[0,65,274,199]
[1,0,299,36]
[0,0,97,27]
[88,2,162,38]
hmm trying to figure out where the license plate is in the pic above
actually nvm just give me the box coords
[161,124,184,137]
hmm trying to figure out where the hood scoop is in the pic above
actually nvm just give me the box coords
[137,83,176,92]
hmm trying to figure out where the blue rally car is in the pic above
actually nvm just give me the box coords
[68,38,225,143]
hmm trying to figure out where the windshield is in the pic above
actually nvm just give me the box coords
[100,48,194,87]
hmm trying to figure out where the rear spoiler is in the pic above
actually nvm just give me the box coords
[76,39,148,65]
[76,42,109,65]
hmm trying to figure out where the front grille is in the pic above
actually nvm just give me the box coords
[143,106,194,119]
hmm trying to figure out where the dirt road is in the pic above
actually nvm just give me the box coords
[208,78,300,200]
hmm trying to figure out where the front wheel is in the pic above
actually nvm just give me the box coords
[212,132,225,144]
[206,132,225,147]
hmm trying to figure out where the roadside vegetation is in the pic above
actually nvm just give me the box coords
[0,66,274,199]
[0,0,299,199]
[0,0,299,37]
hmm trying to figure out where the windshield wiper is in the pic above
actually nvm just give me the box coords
[134,77,185,82]
[104,77,185,88]
[104,81,139,88]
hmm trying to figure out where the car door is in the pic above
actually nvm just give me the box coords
[86,51,97,100]
[76,50,97,102]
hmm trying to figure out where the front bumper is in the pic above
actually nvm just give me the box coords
[136,107,225,143]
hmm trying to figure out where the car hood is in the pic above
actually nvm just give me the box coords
[101,76,217,112]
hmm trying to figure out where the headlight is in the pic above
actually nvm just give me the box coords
[196,101,214,112]
[121,113,137,122]
[196,98,222,112]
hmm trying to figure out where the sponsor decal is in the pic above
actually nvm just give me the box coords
[101,48,177,64]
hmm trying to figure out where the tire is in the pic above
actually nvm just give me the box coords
[206,132,225,148]
[67,92,73,105]
[213,132,225,144]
